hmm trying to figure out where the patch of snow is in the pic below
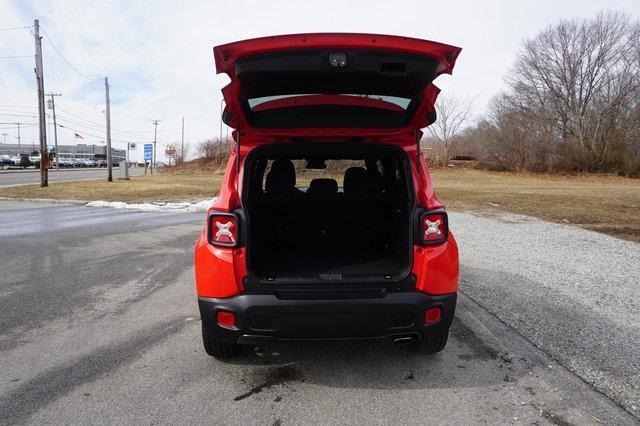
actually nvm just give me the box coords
[86,198,216,213]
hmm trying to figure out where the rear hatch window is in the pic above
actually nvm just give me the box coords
[235,49,438,128]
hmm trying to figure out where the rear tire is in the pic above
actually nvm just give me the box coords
[202,324,240,359]
[414,328,449,354]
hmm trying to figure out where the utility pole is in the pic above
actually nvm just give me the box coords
[48,93,61,169]
[181,116,184,164]
[105,77,112,182]
[151,119,160,174]
[34,19,48,187]
[15,123,21,153]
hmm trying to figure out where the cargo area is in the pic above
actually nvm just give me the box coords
[243,144,414,284]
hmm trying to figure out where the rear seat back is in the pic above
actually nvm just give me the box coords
[307,178,338,194]
[342,167,390,248]
[344,167,382,194]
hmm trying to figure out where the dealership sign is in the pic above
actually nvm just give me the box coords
[144,144,153,161]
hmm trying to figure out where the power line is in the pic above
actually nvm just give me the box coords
[54,106,104,126]
[0,107,37,114]
[52,113,156,141]
[0,25,31,32]
[0,124,37,129]
[40,26,98,81]
[0,55,32,59]
[0,112,37,118]
[0,102,38,108]
[53,122,154,144]
[54,106,163,137]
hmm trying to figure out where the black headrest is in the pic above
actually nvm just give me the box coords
[307,178,338,194]
[344,167,381,194]
[265,159,296,193]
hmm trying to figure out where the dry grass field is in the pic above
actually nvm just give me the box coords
[430,168,640,243]
[0,171,224,203]
[1,167,638,242]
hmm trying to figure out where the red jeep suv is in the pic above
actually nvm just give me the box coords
[195,33,460,359]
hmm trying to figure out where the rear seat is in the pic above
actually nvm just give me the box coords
[307,178,338,194]
[254,164,391,251]
[342,167,390,248]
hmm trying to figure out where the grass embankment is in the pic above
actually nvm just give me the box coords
[0,167,638,242]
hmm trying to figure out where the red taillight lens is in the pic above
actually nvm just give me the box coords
[421,212,448,245]
[425,307,441,325]
[208,213,238,247]
[217,310,236,328]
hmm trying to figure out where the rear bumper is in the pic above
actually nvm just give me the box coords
[198,291,456,344]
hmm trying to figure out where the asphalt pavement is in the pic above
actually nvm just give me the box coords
[0,200,637,424]
[0,167,146,188]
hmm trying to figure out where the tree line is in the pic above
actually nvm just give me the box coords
[427,11,640,176]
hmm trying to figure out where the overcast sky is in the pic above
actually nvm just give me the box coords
[1,0,639,162]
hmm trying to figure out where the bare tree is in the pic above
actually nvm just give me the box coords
[427,93,476,159]
[198,137,234,168]
[507,11,640,169]
[472,11,640,174]
[174,142,191,165]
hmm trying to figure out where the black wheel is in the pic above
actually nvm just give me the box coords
[202,324,240,359]
[414,328,449,354]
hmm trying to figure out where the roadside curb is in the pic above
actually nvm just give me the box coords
[0,167,111,175]
[0,197,88,205]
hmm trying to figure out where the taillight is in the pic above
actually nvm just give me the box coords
[425,307,441,325]
[217,310,236,328]
[420,211,448,245]
[208,213,238,247]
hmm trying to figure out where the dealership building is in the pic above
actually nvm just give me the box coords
[0,143,126,163]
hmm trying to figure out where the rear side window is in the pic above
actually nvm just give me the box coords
[235,49,439,128]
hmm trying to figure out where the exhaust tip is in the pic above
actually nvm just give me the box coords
[392,336,415,345]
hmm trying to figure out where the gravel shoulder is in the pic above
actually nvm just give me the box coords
[451,211,640,417]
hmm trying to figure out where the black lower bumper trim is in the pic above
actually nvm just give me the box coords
[199,291,456,344]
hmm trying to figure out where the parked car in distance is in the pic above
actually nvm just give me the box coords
[194,33,461,359]
[66,158,80,168]
[29,156,41,168]
[56,158,72,167]
[0,154,15,166]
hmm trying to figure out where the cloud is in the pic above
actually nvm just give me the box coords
[1,0,639,161]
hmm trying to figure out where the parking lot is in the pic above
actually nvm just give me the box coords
[0,200,637,424]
